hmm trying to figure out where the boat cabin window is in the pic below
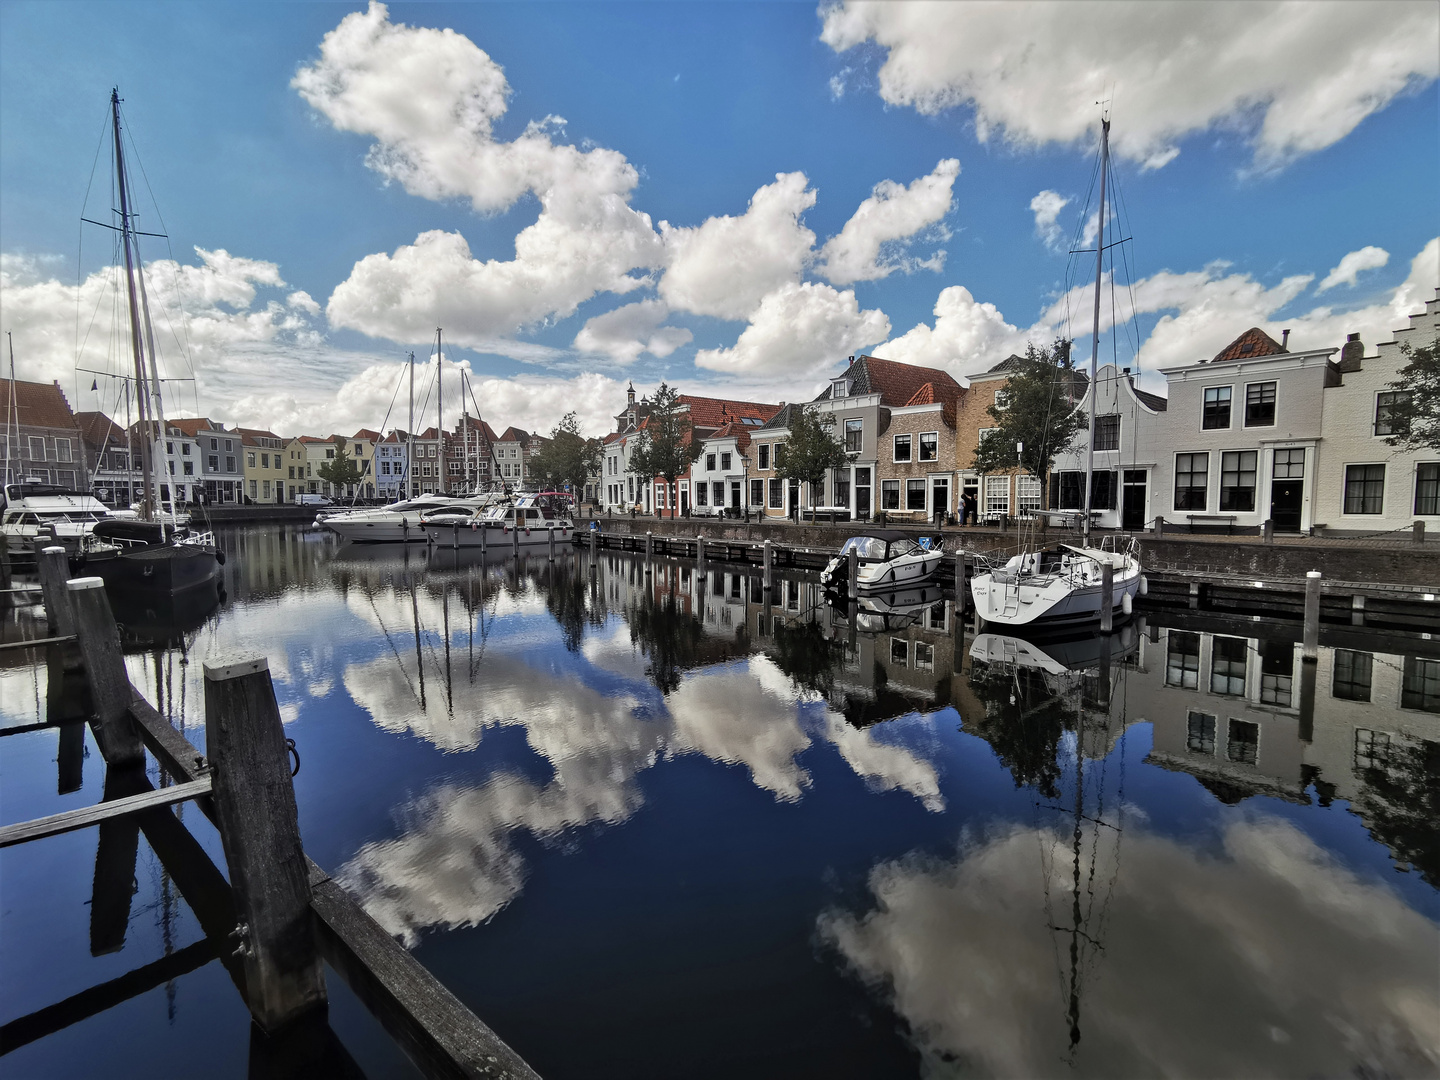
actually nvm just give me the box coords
[525,507,541,520]
[839,536,890,560]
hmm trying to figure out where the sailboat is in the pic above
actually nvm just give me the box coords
[970,117,1142,630]
[76,90,221,594]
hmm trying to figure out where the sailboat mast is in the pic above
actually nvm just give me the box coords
[1083,117,1110,545]
[111,89,156,520]
[5,332,16,486]
[436,328,443,493]
[407,351,415,498]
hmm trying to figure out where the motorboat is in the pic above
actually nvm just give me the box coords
[969,540,1142,629]
[837,582,947,634]
[420,492,574,548]
[320,493,487,543]
[819,529,945,593]
[1,481,115,552]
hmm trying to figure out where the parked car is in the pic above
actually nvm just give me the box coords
[294,493,333,506]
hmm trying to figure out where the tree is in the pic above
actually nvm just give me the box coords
[1381,337,1440,450]
[626,382,700,518]
[530,412,602,500]
[317,437,362,492]
[775,405,847,515]
[970,338,1088,503]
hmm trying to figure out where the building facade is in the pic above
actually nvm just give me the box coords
[239,429,289,504]
[1,379,83,490]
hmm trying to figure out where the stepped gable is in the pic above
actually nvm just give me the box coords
[816,354,964,409]
[1209,327,1286,363]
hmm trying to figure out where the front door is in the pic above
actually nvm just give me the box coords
[1271,449,1305,531]
[1122,470,1147,530]
[931,478,950,522]
[730,481,741,509]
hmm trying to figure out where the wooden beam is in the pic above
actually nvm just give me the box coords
[69,577,143,766]
[0,776,212,848]
[0,635,76,651]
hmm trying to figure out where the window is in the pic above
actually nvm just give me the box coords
[381,461,391,475]
[834,476,850,507]
[247,452,257,468]
[1416,464,1440,515]
[1219,451,1258,512]
[750,479,764,506]
[758,444,770,470]
[355,443,363,455]
[249,480,258,497]
[326,448,335,459]
[210,438,218,451]
[915,642,934,670]
[208,455,219,471]
[993,389,1010,411]
[1186,711,1217,755]
[225,439,233,452]
[706,453,716,471]
[1093,414,1120,451]
[29,436,45,460]
[1210,636,1247,696]
[183,462,193,476]
[712,482,724,506]
[1226,719,1259,765]
[832,378,849,398]
[55,438,72,462]
[1259,640,1293,707]
[695,483,708,506]
[1344,464,1385,514]
[1166,631,1200,688]
[1017,476,1042,514]
[919,432,938,461]
[1241,382,1277,427]
[1354,729,1391,771]
[720,452,732,471]
[1174,452,1208,511]
[1332,650,1372,702]
[166,441,174,454]
[1091,471,1117,510]
[890,638,909,667]
[1050,471,1084,509]
[1203,386,1232,429]
[261,454,270,469]
[769,479,783,509]
[226,456,236,473]
[1402,656,1440,712]
[262,480,271,500]
[881,479,900,509]
[288,466,296,479]
[893,434,912,462]
[906,479,926,510]
[845,419,862,453]
[1273,448,1304,479]
[1375,391,1411,436]
[985,475,1010,515]
[182,444,190,455]
[448,460,461,475]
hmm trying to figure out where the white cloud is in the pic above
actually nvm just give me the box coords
[820,1,1440,170]
[878,285,1028,376]
[572,299,692,365]
[287,290,321,314]
[1318,245,1391,292]
[1029,189,1069,250]
[659,172,817,321]
[694,281,889,379]
[817,158,959,285]
[298,3,664,345]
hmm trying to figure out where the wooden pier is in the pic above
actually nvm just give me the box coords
[0,567,540,1078]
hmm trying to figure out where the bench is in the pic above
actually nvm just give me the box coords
[1187,514,1239,534]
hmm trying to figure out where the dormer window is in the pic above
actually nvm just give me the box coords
[832,378,849,398]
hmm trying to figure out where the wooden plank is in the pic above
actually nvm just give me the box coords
[130,692,210,785]
[69,577,143,766]
[0,635,76,651]
[0,776,212,848]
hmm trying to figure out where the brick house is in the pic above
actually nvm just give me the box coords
[1,378,83,490]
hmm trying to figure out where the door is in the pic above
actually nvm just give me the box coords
[1122,470,1147,529]
[730,481,741,509]
[1271,449,1305,531]
[931,478,950,522]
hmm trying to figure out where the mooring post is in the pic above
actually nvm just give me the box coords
[1415,520,1426,545]
[511,524,519,556]
[1154,516,1165,537]
[1187,581,1200,610]
[1302,570,1322,660]
[37,546,75,637]
[645,531,653,557]
[1262,518,1274,545]
[763,539,773,591]
[452,522,459,552]
[696,534,705,570]
[847,546,859,595]
[1298,654,1317,742]
[589,526,597,558]
[1100,562,1114,634]
[204,655,327,1032]
[67,577,143,767]
[548,526,556,562]
[480,523,487,554]
[954,551,967,616]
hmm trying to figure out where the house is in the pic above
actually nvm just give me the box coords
[127,419,201,504]
[282,437,314,496]
[1315,291,1440,533]
[752,404,798,518]
[169,418,244,504]
[677,399,779,515]
[0,378,83,490]
[492,426,541,492]
[74,410,137,506]
[374,430,412,500]
[238,428,290,504]
[447,416,496,494]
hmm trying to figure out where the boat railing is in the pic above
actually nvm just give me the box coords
[179,530,215,548]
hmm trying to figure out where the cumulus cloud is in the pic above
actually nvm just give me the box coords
[878,285,1027,376]
[572,299,692,365]
[659,172,817,321]
[694,281,889,379]
[298,3,663,344]
[817,159,959,285]
[1029,189,1070,250]
[1318,245,1391,292]
[820,1,1440,170]
[821,816,1440,1078]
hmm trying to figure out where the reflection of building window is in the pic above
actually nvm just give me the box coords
[1354,729,1391,771]
[1401,656,1440,712]
[1210,636,1247,696]
[1259,640,1293,707]
[927,603,946,631]
[1332,650,1372,701]
[1166,631,1200,688]
[1186,711,1217,754]
[1226,719,1259,764]
[890,638,909,666]
[915,642,934,670]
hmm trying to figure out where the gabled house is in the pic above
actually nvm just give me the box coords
[1,378,83,491]
[237,428,289,504]
[169,417,244,503]
[74,410,136,506]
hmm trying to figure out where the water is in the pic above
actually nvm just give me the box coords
[2,524,1437,1079]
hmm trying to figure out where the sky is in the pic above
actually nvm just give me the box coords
[0,0,1436,439]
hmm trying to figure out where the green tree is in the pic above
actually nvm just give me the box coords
[626,382,700,518]
[530,412,602,500]
[316,437,362,492]
[1381,337,1440,450]
[970,338,1088,503]
[775,405,847,515]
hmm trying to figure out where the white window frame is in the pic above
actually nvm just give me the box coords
[984,475,1010,516]
[918,431,939,462]
[893,434,912,462]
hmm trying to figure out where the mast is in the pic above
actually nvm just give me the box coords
[1083,117,1110,545]
[435,328,443,493]
[111,89,157,521]
[5,333,15,486]
[406,351,415,497]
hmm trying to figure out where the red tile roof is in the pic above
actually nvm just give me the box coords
[820,355,965,410]
[166,417,216,437]
[1210,327,1287,363]
[73,410,127,450]
[353,428,382,441]
[0,379,78,431]
[677,396,781,430]
[704,421,753,451]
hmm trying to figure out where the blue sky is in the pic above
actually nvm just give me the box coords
[1,1,1436,437]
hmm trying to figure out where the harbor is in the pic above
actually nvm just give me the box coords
[2,523,1437,1078]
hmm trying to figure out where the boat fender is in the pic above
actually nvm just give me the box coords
[1121,592,1132,615]
[1138,574,1148,597]
[526,527,531,536]
[216,551,226,566]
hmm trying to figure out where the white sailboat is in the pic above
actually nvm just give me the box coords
[970,116,1142,630]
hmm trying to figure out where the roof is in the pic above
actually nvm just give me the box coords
[1209,327,1286,363]
[702,421,753,451]
[1132,384,1168,411]
[496,426,531,443]
[676,396,780,430]
[236,427,284,446]
[759,403,801,431]
[0,379,77,431]
[166,417,216,437]
[815,355,964,409]
[73,410,126,450]
[296,434,331,444]
[352,428,382,441]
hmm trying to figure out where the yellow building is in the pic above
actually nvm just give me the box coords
[239,428,289,504]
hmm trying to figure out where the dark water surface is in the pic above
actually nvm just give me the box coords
[2,524,1438,1079]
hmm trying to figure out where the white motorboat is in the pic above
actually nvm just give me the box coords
[1,481,116,552]
[969,541,1141,629]
[819,529,945,593]
[320,493,483,543]
[420,492,575,548]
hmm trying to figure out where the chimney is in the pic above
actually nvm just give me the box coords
[1340,332,1364,369]
[848,356,854,364]
[1281,329,1290,349]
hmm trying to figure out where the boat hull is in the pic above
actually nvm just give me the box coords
[323,516,430,543]
[970,564,1141,628]
[78,544,222,595]
[421,522,575,548]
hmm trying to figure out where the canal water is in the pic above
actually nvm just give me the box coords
[2,524,1437,1079]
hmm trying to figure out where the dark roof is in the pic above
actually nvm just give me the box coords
[1209,327,1286,363]
[1132,383,1168,411]
[759,403,802,431]
[814,355,964,409]
[0,379,77,431]
[985,354,1026,374]
[73,410,127,450]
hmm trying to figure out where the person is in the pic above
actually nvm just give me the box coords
[962,491,976,526]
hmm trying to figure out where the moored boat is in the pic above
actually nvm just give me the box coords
[1,481,115,553]
[819,529,945,593]
[321,493,491,543]
[969,540,1141,629]
[420,492,574,548]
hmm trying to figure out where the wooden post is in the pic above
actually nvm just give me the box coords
[696,535,705,570]
[511,524,519,556]
[1302,570,1322,660]
[68,577,143,767]
[548,526,556,562]
[37,546,75,636]
[1262,518,1274,545]
[1415,520,1425,544]
[1187,581,1200,610]
[1298,654,1317,743]
[1352,594,1366,627]
[1100,562,1114,633]
[1154,516,1165,537]
[645,531,653,557]
[847,546,859,594]
[452,522,459,552]
[203,655,327,1032]
[480,523,487,554]
[954,552,968,616]
[589,526,597,558]
[763,539,773,591]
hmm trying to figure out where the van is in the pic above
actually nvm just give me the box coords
[295,493,333,506]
